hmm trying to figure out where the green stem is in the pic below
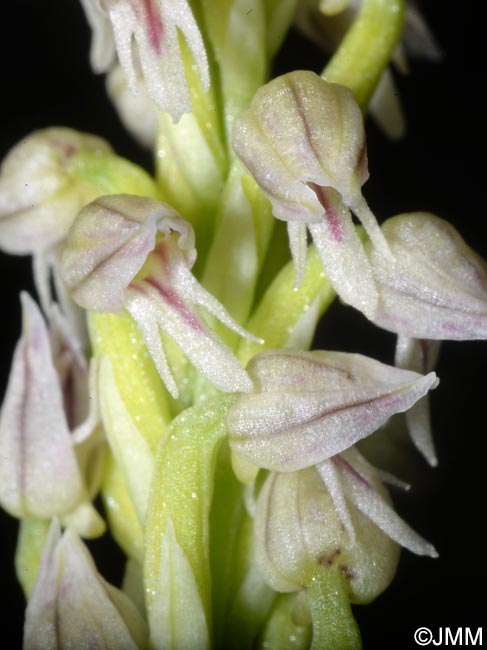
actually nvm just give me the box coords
[323,0,405,109]
[307,568,362,650]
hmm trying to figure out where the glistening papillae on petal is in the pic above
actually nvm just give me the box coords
[23,521,148,650]
[82,0,210,122]
[227,349,438,472]
[0,294,83,518]
[232,71,390,317]
[331,449,437,558]
[395,335,441,466]
[61,194,257,397]
[367,213,487,339]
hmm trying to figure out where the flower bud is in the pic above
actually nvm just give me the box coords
[367,213,487,339]
[232,70,390,316]
[23,521,148,650]
[0,128,111,255]
[0,294,83,518]
[227,349,438,472]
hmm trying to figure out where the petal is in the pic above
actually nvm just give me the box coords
[316,458,355,545]
[104,0,209,121]
[307,188,378,318]
[124,235,256,396]
[227,349,439,471]
[287,221,308,287]
[339,459,438,557]
[24,523,148,650]
[49,305,91,432]
[368,213,487,339]
[60,194,191,312]
[232,71,369,220]
[368,68,406,140]
[125,280,254,397]
[79,0,116,72]
[0,294,83,518]
[106,63,157,149]
[395,336,441,466]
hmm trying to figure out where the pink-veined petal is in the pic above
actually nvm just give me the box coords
[0,294,83,518]
[368,213,487,339]
[227,349,439,472]
[307,187,378,317]
[336,450,438,557]
[60,194,190,312]
[104,0,209,121]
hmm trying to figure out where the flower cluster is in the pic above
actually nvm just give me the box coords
[0,1,483,649]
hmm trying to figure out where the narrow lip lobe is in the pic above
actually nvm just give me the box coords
[143,275,204,333]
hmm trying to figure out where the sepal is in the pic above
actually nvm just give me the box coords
[227,349,438,472]
[367,213,487,339]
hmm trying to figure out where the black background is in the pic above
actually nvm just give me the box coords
[0,2,484,649]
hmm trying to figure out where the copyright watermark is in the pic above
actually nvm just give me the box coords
[414,627,483,646]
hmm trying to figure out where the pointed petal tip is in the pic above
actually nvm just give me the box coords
[425,543,439,559]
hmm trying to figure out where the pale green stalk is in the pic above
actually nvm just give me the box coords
[323,0,405,108]
[307,569,361,650]
[238,246,335,367]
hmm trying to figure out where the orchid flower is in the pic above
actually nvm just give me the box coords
[254,448,437,598]
[80,0,210,122]
[227,349,438,473]
[24,520,148,650]
[60,194,258,398]
[358,211,487,465]
[232,70,392,318]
